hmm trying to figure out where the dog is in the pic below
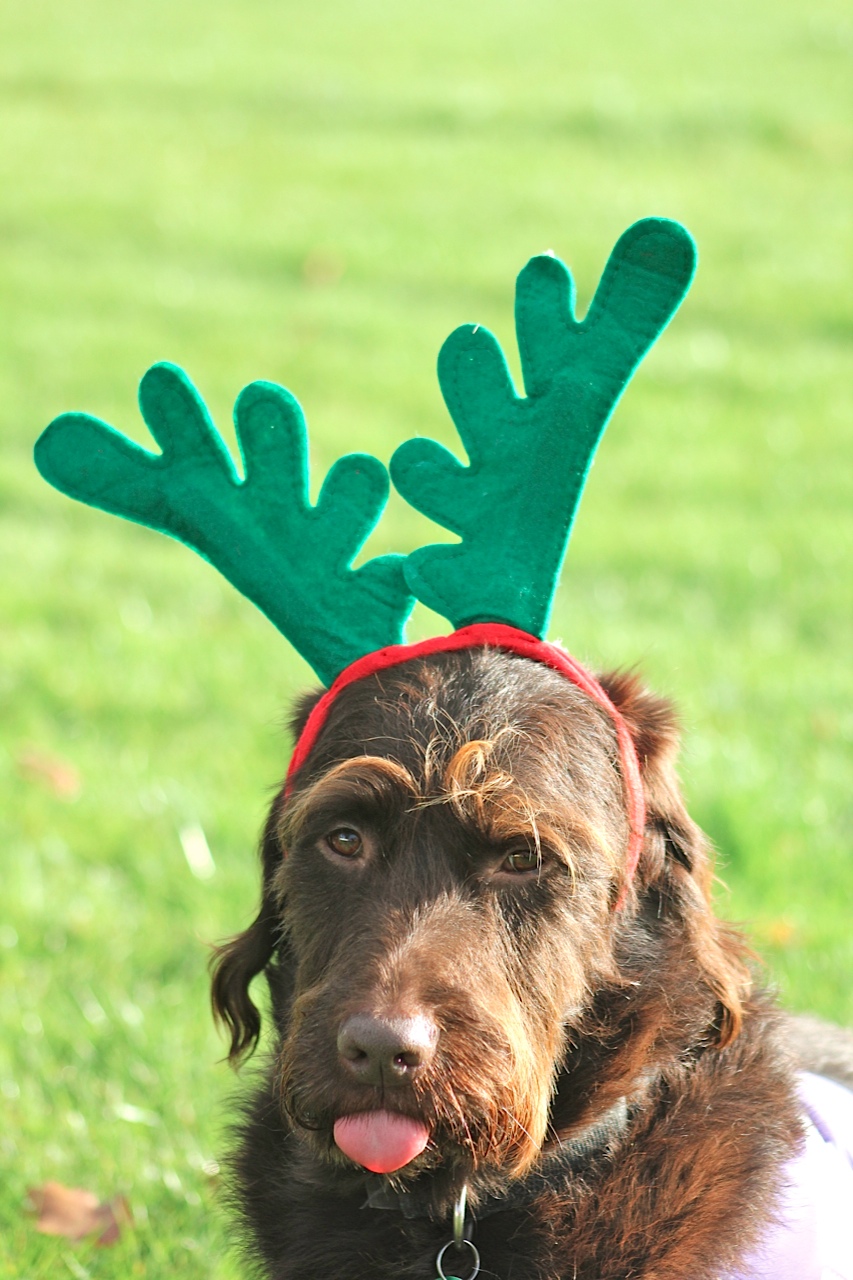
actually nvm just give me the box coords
[210,644,853,1279]
[33,218,852,1277]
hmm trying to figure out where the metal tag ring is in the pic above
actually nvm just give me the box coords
[435,1238,480,1280]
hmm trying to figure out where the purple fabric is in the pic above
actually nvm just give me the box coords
[725,1072,853,1280]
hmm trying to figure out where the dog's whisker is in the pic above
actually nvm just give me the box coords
[497,1107,536,1145]
[438,1081,478,1156]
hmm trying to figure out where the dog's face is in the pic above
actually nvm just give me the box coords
[212,648,749,1200]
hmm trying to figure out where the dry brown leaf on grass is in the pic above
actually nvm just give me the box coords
[16,748,82,799]
[28,1181,132,1245]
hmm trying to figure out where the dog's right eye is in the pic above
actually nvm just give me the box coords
[325,827,363,858]
[501,849,540,874]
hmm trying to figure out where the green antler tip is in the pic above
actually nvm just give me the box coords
[391,218,697,636]
[35,363,414,687]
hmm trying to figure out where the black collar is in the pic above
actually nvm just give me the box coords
[362,1097,630,1224]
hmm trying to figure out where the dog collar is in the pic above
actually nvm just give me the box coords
[361,1095,631,1223]
[285,623,645,908]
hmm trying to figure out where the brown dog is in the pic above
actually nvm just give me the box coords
[209,645,853,1279]
[33,218,851,1277]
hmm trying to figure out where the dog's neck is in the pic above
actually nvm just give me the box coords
[360,1094,633,1224]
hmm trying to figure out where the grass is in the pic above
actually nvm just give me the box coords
[1,0,852,1273]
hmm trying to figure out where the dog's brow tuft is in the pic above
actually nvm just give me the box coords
[417,737,618,877]
[278,755,419,845]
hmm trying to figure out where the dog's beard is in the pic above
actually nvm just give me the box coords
[275,1007,559,1181]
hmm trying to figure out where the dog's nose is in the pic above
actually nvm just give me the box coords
[337,1013,437,1086]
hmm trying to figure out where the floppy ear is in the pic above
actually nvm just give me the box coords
[210,687,324,1064]
[600,671,751,1048]
[209,800,285,1063]
[287,687,325,744]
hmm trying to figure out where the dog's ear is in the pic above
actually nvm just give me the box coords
[210,688,324,1064]
[288,688,324,743]
[209,802,285,1064]
[600,671,751,1048]
[599,670,700,874]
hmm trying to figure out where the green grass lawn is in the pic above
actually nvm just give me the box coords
[1,0,852,1274]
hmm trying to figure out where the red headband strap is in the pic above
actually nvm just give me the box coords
[286,623,645,909]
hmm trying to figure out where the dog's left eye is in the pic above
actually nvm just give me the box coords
[500,849,539,874]
[325,827,363,858]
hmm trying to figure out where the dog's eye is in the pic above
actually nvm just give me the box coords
[325,827,363,858]
[501,849,539,874]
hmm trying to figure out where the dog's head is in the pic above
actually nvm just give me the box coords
[211,647,749,1197]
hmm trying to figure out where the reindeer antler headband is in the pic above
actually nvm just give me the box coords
[35,217,697,903]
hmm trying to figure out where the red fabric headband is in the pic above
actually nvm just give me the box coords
[285,623,645,909]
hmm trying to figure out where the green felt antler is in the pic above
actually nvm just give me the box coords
[34,362,413,686]
[391,217,697,636]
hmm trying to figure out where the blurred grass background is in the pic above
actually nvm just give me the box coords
[1,0,851,1274]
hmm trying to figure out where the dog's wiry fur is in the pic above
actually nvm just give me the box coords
[211,648,808,1279]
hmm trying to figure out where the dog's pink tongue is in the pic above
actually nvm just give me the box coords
[333,1111,429,1174]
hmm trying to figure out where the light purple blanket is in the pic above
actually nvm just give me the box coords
[726,1072,853,1280]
